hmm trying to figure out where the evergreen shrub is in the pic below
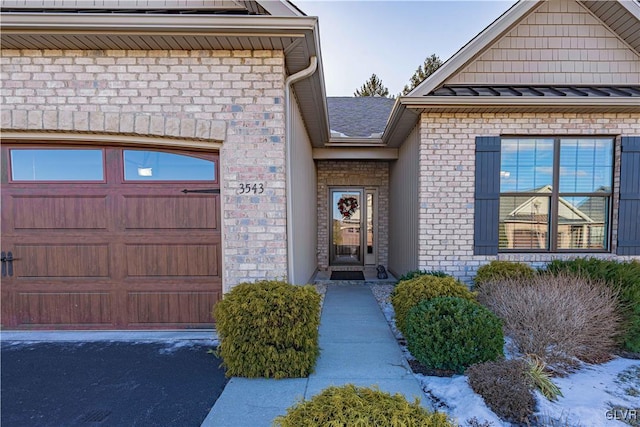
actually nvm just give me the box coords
[405,297,503,373]
[544,258,640,353]
[391,275,476,335]
[213,280,321,379]
[273,384,453,427]
[466,359,535,424]
[474,260,535,286]
[397,269,451,282]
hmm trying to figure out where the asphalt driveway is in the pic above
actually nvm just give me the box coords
[1,341,227,427]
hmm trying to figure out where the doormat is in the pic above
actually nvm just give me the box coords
[330,271,365,281]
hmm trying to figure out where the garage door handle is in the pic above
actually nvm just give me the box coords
[1,251,19,277]
[181,188,220,194]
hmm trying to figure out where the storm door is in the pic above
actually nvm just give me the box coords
[330,188,365,265]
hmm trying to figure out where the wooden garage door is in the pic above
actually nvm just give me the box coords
[1,145,221,330]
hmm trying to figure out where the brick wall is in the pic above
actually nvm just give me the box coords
[419,112,640,283]
[1,49,287,290]
[316,160,389,270]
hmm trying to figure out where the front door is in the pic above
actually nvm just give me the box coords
[330,188,377,266]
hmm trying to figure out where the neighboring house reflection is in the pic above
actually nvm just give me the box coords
[500,186,607,250]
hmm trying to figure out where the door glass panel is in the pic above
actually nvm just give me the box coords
[331,190,362,265]
[10,149,104,181]
[366,193,374,255]
[123,150,215,181]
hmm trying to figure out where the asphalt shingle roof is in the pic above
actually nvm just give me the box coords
[327,97,395,138]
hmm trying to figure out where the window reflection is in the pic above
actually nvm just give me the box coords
[500,195,550,250]
[559,139,613,193]
[500,139,554,192]
[10,149,104,181]
[499,137,613,252]
[557,196,609,250]
[123,150,215,181]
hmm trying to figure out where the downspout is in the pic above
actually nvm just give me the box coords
[284,55,318,283]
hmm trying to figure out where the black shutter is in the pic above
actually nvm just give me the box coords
[474,136,501,255]
[617,136,640,255]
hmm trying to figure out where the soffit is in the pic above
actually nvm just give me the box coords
[580,0,640,52]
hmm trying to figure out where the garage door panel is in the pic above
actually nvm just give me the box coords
[16,244,110,278]
[125,244,220,277]
[123,195,219,230]
[17,292,112,326]
[13,196,109,230]
[2,146,221,330]
[127,291,218,325]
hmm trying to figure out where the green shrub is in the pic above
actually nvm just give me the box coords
[405,297,503,373]
[544,258,640,353]
[391,275,476,335]
[273,384,453,427]
[466,359,535,424]
[397,269,451,282]
[213,280,321,379]
[474,260,535,286]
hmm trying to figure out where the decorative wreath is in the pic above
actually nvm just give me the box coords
[337,196,359,219]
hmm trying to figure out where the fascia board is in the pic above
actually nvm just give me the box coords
[0,13,318,34]
[313,147,398,160]
[399,96,640,110]
[256,0,306,17]
[407,0,542,97]
[619,0,640,21]
[326,138,385,145]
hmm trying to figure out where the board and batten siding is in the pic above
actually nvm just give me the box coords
[289,95,318,284]
[388,125,419,277]
[447,0,640,85]
[617,136,640,256]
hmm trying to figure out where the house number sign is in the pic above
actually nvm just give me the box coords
[238,183,264,194]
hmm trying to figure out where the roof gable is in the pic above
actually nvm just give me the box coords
[410,0,640,96]
[448,0,640,86]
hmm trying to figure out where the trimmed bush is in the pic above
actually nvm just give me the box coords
[545,258,640,353]
[466,359,535,424]
[273,384,453,427]
[474,260,535,286]
[478,273,622,373]
[213,280,321,379]
[397,269,451,282]
[405,297,503,373]
[391,275,476,335]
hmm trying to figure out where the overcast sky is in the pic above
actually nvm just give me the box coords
[293,1,518,96]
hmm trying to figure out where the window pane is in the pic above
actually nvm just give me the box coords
[500,139,554,192]
[123,150,215,181]
[499,195,550,250]
[557,196,609,250]
[559,138,613,193]
[10,149,104,181]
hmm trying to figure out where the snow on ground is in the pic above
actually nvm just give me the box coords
[370,284,640,427]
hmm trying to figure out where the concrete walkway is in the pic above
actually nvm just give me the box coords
[201,283,427,427]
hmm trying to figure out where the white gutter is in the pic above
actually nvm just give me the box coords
[284,55,318,284]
